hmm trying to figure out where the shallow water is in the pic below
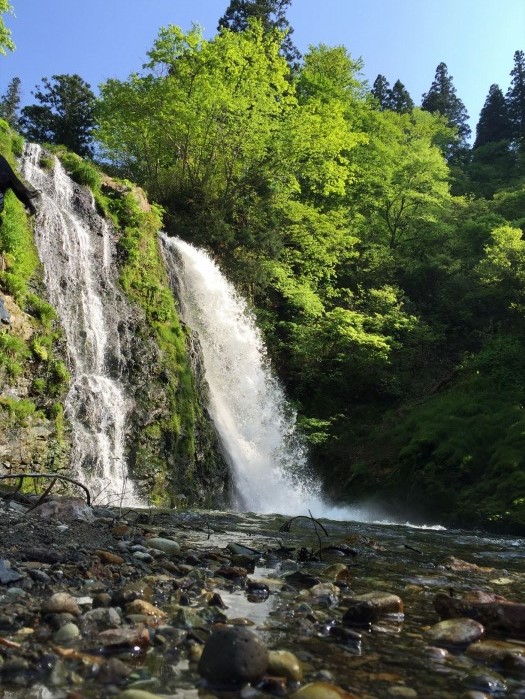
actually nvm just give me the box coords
[152,510,525,698]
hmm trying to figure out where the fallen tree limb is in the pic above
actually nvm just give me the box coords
[0,473,91,507]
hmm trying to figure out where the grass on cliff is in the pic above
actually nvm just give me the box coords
[0,122,69,464]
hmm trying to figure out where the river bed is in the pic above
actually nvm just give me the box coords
[0,505,524,698]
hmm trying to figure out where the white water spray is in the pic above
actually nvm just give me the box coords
[160,234,383,520]
[21,144,140,506]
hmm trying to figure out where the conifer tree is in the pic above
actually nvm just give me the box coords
[370,74,390,110]
[474,84,512,148]
[217,0,300,67]
[506,49,525,147]
[422,62,471,150]
[389,79,414,114]
[0,76,21,128]
[19,74,96,157]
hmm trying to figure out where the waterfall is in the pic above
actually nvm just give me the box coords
[160,234,370,518]
[21,144,140,507]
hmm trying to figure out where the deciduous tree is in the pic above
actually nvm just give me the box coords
[0,0,14,55]
[217,0,300,67]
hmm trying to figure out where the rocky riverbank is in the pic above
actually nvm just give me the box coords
[0,494,524,698]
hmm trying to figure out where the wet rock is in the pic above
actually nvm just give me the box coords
[117,691,166,699]
[82,606,122,632]
[145,537,181,555]
[96,626,150,648]
[30,497,95,522]
[434,591,525,633]
[95,549,125,565]
[97,657,132,684]
[268,649,303,682]
[126,599,167,620]
[93,592,112,608]
[463,667,507,694]
[53,621,81,643]
[42,592,82,616]
[342,591,404,625]
[290,681,359,698]
[215,565,248,580]
[425,618,484,647]
[283,571,321,589]
[466,639,525,663]
[444,556,495,573]
[388,688,418,698]
[198,625,269,688]
[22,547,64,564]
[0,559,24,584]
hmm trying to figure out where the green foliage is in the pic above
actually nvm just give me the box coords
[93,23,525,529]
[20,74,96,156]
[0,396,37,422]
[0,0,14,55]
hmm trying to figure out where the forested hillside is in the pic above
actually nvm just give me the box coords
[3,1,525,530]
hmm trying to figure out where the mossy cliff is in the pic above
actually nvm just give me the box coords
[0,122,70,478]
[0,129,229,506]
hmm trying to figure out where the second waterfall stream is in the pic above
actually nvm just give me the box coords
[160,234,362,518]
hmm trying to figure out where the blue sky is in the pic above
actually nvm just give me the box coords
[1,0,524,138]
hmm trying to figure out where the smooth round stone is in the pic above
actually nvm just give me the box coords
[198,625,269,688]
[145,538,180,555]
[53,622,80,643]
[464,667,507,694]
[426,618,484,646]
[466,639,525,663]
[342,591,403,625]
[388,687,418,698]
[42,592,81,616]
[290,681,359,699]
[268,650,303,682]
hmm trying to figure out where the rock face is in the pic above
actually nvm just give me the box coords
[1,147,230,509]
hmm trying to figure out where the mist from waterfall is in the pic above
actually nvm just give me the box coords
[160,234,380,520]
[21,144,140,507]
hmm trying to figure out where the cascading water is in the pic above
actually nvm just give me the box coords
[21,144,140,506]
[160,234,377,519]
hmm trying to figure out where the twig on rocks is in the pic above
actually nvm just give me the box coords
[0,473,91,506]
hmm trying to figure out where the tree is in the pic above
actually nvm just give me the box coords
[507,50,525,147]
[217,0,300,67]
[0,0,14,55]
[388,79,414,114]
[370,74,391,110]
[0,76,21,128]
[19,74,96,156]
[421,62,471,156]
[474,84,512,147]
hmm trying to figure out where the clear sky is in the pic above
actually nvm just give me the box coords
[1,0,524,138]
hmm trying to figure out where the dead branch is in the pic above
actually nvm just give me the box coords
[0,473,91,506]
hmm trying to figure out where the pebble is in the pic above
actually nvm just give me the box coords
[426,618,484,646]
[290,681,359,699]
[81,606,122,631]
[53,621,81,643]
[95,549,125,565]
[145,537,181,555]
[117,690,165,699]
[342,591,404,625]
[42,592,81,616]
[126,599,167,619]
[466,639,525,663]
[463,667,507,694]
[268,649,303,682]
[198,625,269,688]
